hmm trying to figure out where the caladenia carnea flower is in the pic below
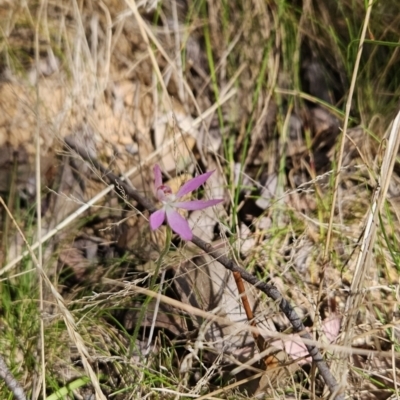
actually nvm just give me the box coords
[149,165,223,241]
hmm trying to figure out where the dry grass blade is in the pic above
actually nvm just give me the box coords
[124,0,170,106]
[105,281,396,372]
[324,0,374,258]
[124,0,202,117]
[0,197,107,400]
[102,279,329,354]
[333,109,400,388]
[34,1,46,396]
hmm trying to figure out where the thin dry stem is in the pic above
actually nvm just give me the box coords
[124,0,171,108]
[106,279,400,361]
[34,1,46,398]
[171,0,185,102]
[123,0,207,121]
[324,0,374,259]
[98,1,112,91]
[392,286,400,398]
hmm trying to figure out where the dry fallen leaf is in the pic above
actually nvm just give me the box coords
[174,249,276,359]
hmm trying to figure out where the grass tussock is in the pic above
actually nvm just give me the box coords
[0,0,400,399]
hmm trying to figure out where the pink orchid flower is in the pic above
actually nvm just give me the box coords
[149,165,223,240]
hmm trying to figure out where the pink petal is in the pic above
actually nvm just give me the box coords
[176,170,215,198]
[271,336,310,365]
[166,209,193,240]
[149,208,166,230]
[154,164,163,189]
[322,315,341,343]
[174,198,223,210]
[283,336,309,363]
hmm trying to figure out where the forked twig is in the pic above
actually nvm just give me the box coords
[66,138,344,400]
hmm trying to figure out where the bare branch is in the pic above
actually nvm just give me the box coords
[65,138,344,400]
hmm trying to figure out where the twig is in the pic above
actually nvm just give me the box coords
[0,355,26,400]
[65,138,344,400]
